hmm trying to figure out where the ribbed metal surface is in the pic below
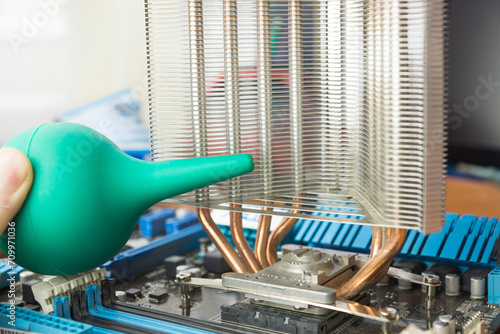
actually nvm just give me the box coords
[145,0,447,233]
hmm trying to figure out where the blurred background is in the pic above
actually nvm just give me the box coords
[0,0,148,145]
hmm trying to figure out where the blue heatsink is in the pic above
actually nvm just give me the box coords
[218,213,500,269]
[294,213,499,268]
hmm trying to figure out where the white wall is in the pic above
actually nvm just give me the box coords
[0,0,148,145]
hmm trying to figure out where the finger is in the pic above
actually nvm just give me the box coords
[0,147,33,234]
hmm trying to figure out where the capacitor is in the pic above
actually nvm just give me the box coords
[398,268,412,290]
[470,276,486,300]
[445,273,460,296]
[433,320,451,334]
[185,267,202,278]
[176,265,193,275]
[438,314,456,333]
[115,291,127,302]
[19,271,36,283]
[376,275,390,287]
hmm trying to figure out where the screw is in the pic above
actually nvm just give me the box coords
[380,307,397,334]
[198,237,211,255]
[424,274,440,312]
[176,272,192,282]
[176,273,192,315]
[421,270,436,293]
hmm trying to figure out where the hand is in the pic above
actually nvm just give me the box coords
[0,148,33,234]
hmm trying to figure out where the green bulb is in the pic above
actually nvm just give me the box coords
[0,123,254,275]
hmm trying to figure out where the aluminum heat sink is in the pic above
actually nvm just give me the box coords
[145,0,447,234]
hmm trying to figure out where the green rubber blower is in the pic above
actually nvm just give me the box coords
[0,122,254,275]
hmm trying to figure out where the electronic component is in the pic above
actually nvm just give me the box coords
[489,313,500,332]
[445,273,461,297]
[148,289,168,304]
[83,284,218,334]
[462,312,486,334]
[438,315,456,333]
[164,255,187,278]
[0,261,24,289]
[471,277,487,300]
[21,279,42,305]
[198,237,211,256]
[221,302,346,334]
[115,291,127,302]
[394,260,426,291]
[0,302,93,334]
[138,208,176,238]
[165,212,200,235]
[31,268,107,314]
[463,268,493,293]
[19,271,36,284]
[398,268,413,291]
[124,288,143,300]
[426,264,460,287]
[203,250,231,274]
[103,224,206,280]
[393,261,427,277]
[488,265,500,304]
[432,320,450,334]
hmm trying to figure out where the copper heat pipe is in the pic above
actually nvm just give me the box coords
[230,205,263,272]
[266,216,298,265]
[336,228,406,300]
[254,206,272,267]
[266,203,301,265]
[369,226,383,258]
[197,208,249,273]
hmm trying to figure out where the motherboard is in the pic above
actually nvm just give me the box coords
[0,207,498,334]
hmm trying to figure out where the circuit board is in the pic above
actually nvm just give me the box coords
[0,208,499,334]
[101,256,500,334]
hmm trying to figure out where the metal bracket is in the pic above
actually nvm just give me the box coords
[354,259,442,287]
[183,277,394,324]
[222,248,355,304]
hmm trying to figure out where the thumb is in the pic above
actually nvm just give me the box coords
[0,147,33,235]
